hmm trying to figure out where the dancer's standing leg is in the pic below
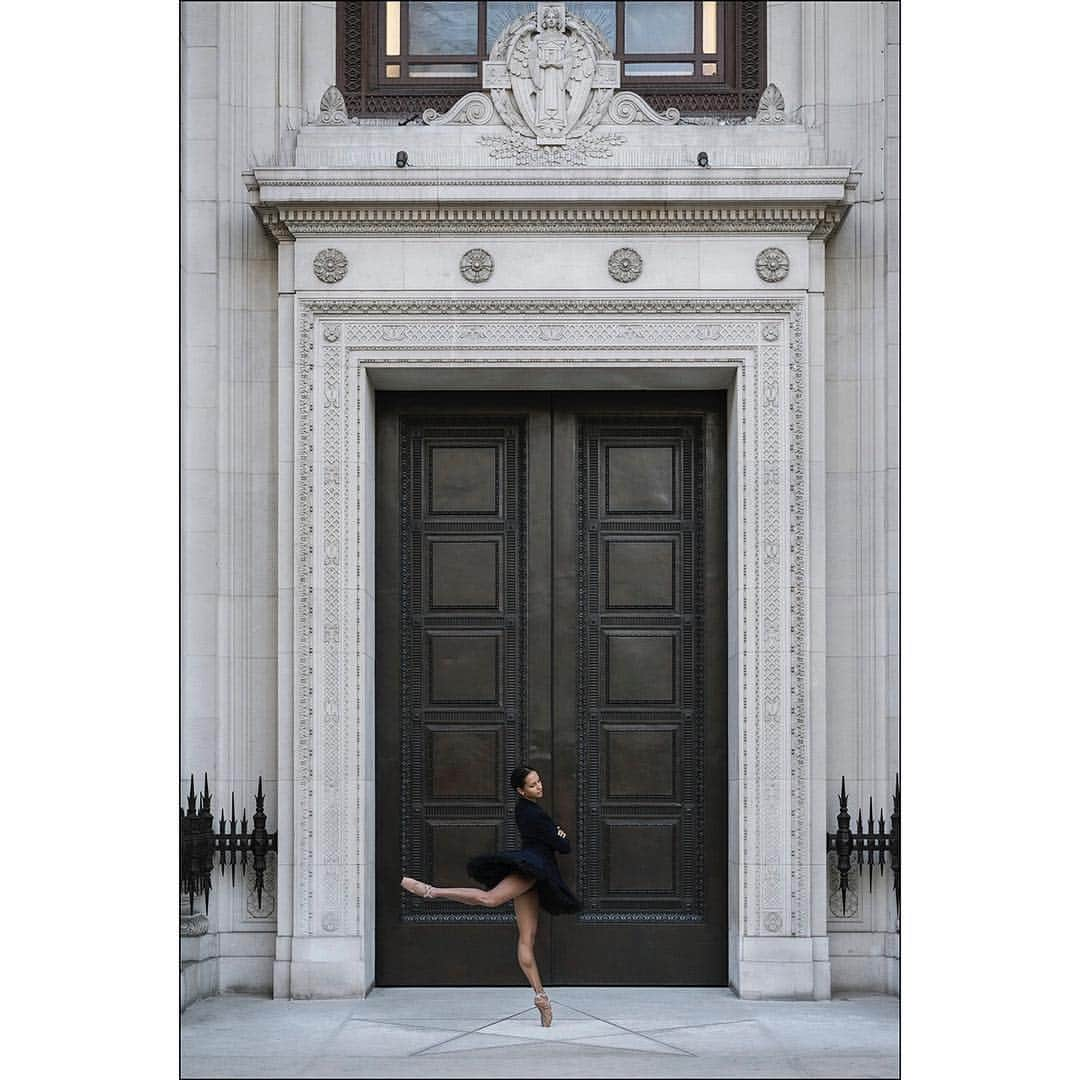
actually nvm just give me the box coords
[512,886,543,993]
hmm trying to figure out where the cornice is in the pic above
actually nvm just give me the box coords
[248,168,851,190]
[253,202,847,239]
[246,162,853,242]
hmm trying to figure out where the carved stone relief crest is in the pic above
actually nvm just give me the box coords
[755,247,790,283]
[313,248,348,284]
[460,248,494,283]
[484,3,619,146]
[607,247,642,282]
[422,2,677,164]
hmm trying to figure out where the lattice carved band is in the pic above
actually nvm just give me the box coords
[292,296,808,941]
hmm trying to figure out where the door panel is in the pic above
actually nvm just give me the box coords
[550,399,726,983]
[376,392,725,986]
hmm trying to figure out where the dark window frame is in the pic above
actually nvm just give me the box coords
[337,2,766,118]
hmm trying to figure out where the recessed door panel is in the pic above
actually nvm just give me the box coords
[377,392,726,986]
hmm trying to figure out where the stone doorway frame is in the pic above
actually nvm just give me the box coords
[273,293,829,1000]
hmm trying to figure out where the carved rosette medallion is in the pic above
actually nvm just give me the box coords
[755,247,790,283]
[313,248,348,283]
[322,324,340,343]
[607,247,642,282]
[762,322,780,342]
[460,248,494,283]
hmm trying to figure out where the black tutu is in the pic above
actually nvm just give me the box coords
[467,849,582,915]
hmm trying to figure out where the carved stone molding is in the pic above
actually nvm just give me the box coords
[459,248,494,283]
[342,317,755,350]
[607,247,642,282]
[291,295,810,943]
[313,248,348,283]
[755,247,790,283]
[257,205,845,240]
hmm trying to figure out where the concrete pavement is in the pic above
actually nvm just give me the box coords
[181,986,899,1078]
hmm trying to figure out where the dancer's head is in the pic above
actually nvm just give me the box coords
[511,765,543,800]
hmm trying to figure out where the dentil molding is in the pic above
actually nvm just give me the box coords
[251,202,847,240]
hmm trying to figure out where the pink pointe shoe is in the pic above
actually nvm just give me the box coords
[401,876,434,899]
[534,991,553,1027]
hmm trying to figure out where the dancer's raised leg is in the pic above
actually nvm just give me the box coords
[401,872,535,907]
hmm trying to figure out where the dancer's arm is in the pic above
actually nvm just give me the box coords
[520,804,571,853]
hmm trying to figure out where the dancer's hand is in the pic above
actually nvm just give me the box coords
[556,826,567,839]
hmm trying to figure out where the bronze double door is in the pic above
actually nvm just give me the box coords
[376,392,727,985]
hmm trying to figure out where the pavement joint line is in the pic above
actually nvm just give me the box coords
[643,1017,760,1034]
[548,998,697,1057]
[345,1018,467,1034]
[423,1036,693,1059]
[405,1006,533,1057]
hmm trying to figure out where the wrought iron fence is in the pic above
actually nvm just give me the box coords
[180,774,277,915]
[825,775,900,920]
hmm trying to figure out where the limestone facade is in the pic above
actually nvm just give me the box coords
[181,0,899,1007]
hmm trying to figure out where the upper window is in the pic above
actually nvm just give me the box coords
[337,1,766,117]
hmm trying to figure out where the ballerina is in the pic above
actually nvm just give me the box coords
[401,765,581,1027]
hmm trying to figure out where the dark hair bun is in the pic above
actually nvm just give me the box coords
[509,765,535,792]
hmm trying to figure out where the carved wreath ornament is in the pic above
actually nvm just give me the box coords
[608,247,642,282]
[460,248,494,283]
[313,248,348,283]
[755,247,790,283]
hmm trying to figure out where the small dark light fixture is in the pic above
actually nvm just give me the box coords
[697,151,710,168]
[396,150,408,168]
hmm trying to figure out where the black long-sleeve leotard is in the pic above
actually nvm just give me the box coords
[466,796,582,914]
